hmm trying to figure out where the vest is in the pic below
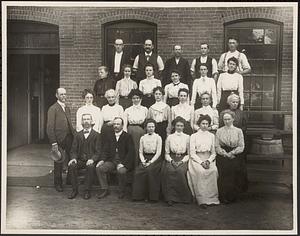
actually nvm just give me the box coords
[136,52,159,82]
[195,56,213,78]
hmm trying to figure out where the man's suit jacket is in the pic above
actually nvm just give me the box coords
[108,50,131,79]
[101,130,135,171]
[46,102,74,145]
[163,56,192,88]
[70,129,101,162]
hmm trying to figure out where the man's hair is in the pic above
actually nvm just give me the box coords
[200,43,209,49]
[113,117,124,125]
[228,36,239,43]
[98,66,109,73]
[82,113,93,121]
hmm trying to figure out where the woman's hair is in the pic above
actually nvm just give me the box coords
[82,89,94,99]
[98,65,109,73]
[227,93,240,104]
[128,89,143,99]
[152,86,164,95]
[170,69,181,77]
[121,64,132,74]
[178,88,189,97]
[104,89,116,98]
[220,109,236,120]
[144,118,156,129]
[197,114,212,126]
[200,91,211,99]
[227,57,239,66]
[172,116,186,127]
[144,63,155,71]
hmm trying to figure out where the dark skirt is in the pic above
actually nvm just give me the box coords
[101,122,114,143]
[141,94,155,109]
[119,97,132,110]
[166,97,179,107]
[216,145,247,203]
[127,124,145,167]
[161,153,192,203]
[95,96,108,109]
[218,90,238,112]
[156,120,168,143]
[132,153,162,201]
[194,93,202,110]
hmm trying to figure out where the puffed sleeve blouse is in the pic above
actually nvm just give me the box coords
[165,132,190,162]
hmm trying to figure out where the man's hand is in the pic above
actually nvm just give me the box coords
[240,104,244,111]
[68,159,77,166]
[86,159,94,166]
[96,160,104,168]
[51,144,59,152]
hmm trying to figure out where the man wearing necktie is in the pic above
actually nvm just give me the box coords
[47,88,75,192]
[132,39,164,85]
[67,113,101,199]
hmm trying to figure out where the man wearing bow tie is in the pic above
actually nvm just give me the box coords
[96,117,135,199]
[67,113,101,199]
[132,39,164,85]
[47,88,75,192]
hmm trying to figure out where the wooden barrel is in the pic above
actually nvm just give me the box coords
[250,138,284,155]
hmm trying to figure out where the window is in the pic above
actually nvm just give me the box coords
[225,20,282,123]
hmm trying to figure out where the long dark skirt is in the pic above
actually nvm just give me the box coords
[101,122,114,144]
[194,94,202,110]
[119,97,132,110]
[127,124,145,167]
[218,90,238,112]
[95,96,108,109]
[166,97,179,108]
[216,145,245,203]
[132,154,162,201]
[141,95,155,109]
[161,160,192,203]
[156,120,168,143]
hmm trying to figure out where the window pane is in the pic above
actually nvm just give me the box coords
[263,45,277,59]
[251,29,264,44]
[249,59,264,74]
[244,92,250,107]
[264,29,277,44]
[243,76,251,91]
[262,76,275,92]
[240,45,263,59]
[251,76,263,92]
[250,93,262,107]
[262,92,274,108]
[263,60,277,75]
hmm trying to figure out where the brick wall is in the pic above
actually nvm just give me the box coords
[7,6,294,125]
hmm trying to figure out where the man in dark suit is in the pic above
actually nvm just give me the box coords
[47,88,75,192]
[163,44,192,89]
[108,38,131,81]
[67,113,101,199]
[96,117,135,199]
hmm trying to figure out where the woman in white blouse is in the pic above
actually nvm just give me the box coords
[217,57,244,112]
[101,89,124,137]
[132,119,162,202]
[187,114,220,208]
[162,116,192,206]
[123,89,148,167]
[171,88,194,135]
[115,65,138,110]
[76,89,103,133]
[215,109,245,204]
[139,64,162,108]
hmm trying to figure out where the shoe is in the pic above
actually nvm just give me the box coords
[97,189,110,199]
[167,201,174,206]
[55,185,63,192]
[83,190,91,200]
[199,204,207,209]
[68,190,78,199]
[118,191,125,199]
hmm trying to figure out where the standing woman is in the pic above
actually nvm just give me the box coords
[93,66,116,109]
[187,114,220,208]
[101,89,124,137]
[123,89,148,167]
[217,57,244,112]
[215,110,245,204]
[115,65,138,110]
[171,88,194,135]
[162,116,192,206]
[132,119,162,202]
[147,86,171,144]
[76,89,103,133]
[139,63,162,108]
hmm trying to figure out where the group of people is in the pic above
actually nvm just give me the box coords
[46,36,251,208]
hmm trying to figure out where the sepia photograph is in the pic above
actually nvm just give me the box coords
[1,1,297,234]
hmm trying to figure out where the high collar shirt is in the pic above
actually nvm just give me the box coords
[116,77,138,97]
[164,82,189,99]
[139,77,162,95]
[114,51,123,73]
[102,104,124,122]
[171,103,194,122]
[76,104,103,133]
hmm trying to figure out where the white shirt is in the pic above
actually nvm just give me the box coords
[114,51,123,73]
[102,104,124,122]
[116,77,138,97]
[76,104,103,133]
[190,56,218,75]
[217,72,244,105]
[191,76,217,108]
[194,105,219,131]
[83,128,92,139]
[171,103,194,123]
[164,82,189,101]
[57,100,65,112]
[175,57,180,65]
[124,105,148,131]
[139,77,162,95]
[133,52,165,71]
[218,50,251,72]
[165,132,190,162]
[115,130,123,141]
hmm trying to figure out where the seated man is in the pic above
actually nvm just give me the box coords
[96,117,135,199]
[67,113,101,199]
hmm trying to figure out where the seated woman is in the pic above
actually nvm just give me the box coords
[101,89,124,137]
[193,92,219,133]
[164,69,189,107]
[171,88,194,135]
[215,110,245,204]
[187,115,219,209]
[139,63,162,108]
[76,89,103,133]
[162,116,192,206]
[115,64,138,110]
[123,89,148,167]
[132,119,162,202]
[217,57,244,112]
